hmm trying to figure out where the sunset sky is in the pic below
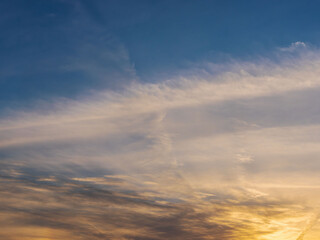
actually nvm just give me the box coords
[2,1,320,239]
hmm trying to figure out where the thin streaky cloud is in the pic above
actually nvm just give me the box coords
[1,49,320,239]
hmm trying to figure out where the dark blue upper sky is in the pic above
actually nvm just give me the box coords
[1,0,320,108]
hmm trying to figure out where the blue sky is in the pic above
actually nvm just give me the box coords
[1,0,320,107]
[3,1,320,239]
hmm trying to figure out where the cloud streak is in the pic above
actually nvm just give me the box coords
[1,49,320,239]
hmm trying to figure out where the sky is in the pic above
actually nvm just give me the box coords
[1,1,320,240]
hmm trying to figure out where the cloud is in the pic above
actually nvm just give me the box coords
[296,213,320,240]
[0,167,309,240]
[1,48,320,239]
[279,41,307,52]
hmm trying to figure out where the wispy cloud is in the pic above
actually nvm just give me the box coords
[280,41,307,52]
[1,49,320,239]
